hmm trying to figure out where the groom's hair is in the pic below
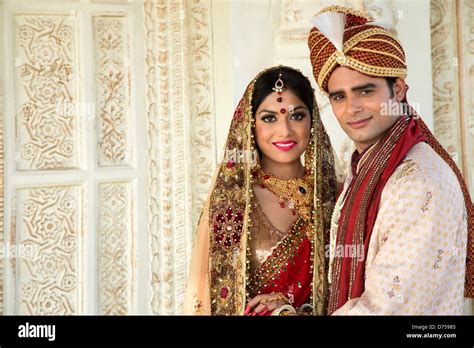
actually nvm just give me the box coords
[386,77,396,98]
[251,67,314,117]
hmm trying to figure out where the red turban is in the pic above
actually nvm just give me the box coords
[308,5,407,93]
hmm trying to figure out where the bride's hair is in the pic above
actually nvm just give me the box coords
[251,66,314,117]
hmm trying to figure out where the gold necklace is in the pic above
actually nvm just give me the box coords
[253,165,313,220]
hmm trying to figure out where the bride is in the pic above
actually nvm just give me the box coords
[184,66,337,316]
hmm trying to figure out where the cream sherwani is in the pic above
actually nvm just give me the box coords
[333,142,468,315]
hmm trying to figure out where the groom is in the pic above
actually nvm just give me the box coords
[308,6,473,314]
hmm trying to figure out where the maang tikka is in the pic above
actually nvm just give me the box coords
[272,71,285,95]
[273,70,285,112]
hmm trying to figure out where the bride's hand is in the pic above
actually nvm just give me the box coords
[244,293,289,316]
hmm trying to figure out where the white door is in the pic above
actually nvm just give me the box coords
[1,0,149,314]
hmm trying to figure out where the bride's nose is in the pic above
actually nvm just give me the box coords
[277,117,292,137]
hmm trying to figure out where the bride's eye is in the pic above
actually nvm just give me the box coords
[290,112,306,121]
[261,115,277,123]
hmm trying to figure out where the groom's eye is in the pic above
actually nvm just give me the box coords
[331,94,345,102]
[360,89,374,95]
[261,115,277,123]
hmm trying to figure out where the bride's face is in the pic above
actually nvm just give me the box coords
[254,89,311,165]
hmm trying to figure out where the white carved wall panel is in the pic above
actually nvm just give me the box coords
[14,185,84,315]
[187,0,217,254]
[144,0,216,315]
[2,0,214,315]
[0,0,4,313]
[430,0,465,171]
[457,0,474,193]
[93,15,133,167]
[14,14,80,171]
[2,0,143,315]
[97,181,134,315]
[431,0,474,314]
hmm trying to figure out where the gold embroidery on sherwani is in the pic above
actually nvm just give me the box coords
[395,159,418,181]
[421,191,433,213]
[433,249,444,269]
[386,276,401,301]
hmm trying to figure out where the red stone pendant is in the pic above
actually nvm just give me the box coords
[280,202,285,208]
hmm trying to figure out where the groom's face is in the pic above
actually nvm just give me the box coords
[327,67,405,153]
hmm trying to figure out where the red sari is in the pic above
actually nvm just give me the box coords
[247,208,314,310]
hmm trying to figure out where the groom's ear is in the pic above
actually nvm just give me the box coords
[393,78,407,102]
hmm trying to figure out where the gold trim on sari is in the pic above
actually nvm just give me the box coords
[248,215,309,296]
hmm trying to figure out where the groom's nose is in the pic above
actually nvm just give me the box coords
[345,94,364,117]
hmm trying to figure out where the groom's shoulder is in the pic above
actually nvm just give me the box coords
[389,142,462,195]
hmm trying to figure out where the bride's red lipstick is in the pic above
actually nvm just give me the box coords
[272,141,297,151]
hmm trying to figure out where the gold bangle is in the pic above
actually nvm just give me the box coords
[271,304,297,316]
[260,293,290,306]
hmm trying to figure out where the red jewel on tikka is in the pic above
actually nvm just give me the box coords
[280,108,286,114]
